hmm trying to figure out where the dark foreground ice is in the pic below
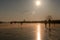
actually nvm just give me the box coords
[0,23,60,40]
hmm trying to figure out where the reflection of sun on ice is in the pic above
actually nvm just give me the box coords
[37,24,41,40]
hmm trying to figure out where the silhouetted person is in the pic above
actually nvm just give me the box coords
[48,19,51,32]
[20,22,23,30]
[45,20,47,30]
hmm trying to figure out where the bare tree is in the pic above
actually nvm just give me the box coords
[46,15,52,21]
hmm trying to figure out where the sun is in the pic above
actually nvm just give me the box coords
[36,0,41,6]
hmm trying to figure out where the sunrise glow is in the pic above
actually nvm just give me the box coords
[35,0,41,6]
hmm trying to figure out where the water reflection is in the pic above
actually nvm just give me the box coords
[37,24,41,40]
[0,23,45,40]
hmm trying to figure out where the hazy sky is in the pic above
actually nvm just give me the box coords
[0,0,60,21]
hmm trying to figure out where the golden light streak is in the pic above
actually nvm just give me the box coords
[37,24,41,40]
